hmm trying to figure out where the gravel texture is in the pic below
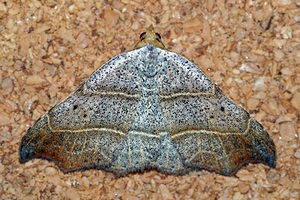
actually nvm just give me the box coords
[0,0,299,199]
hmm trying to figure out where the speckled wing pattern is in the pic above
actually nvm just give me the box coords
[19,44,276,176]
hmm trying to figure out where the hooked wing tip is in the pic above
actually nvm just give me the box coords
[19,143,32,163]
[260,139,277,168]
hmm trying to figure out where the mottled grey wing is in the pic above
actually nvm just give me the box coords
[19,51,141,173]
[157,50,276,175]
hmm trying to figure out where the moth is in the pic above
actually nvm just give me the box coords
[20,25,276,176]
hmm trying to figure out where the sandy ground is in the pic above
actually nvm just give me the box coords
[0,0,299,199]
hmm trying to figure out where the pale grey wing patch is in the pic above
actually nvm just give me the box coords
[155,49,215,95]
[48,91,139,133]
[156,48,275,175]
[48,49,145,132]
[84,51,143,95]
[20,49,146,173]
[160,87,252,175]
[160,94,249,136]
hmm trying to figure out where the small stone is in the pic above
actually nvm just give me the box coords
[104,10,120,26]
[233,191,243,200]
[201,20,211,42]
[35,24,50,34]
[0,163,4,173]
[68,4,76,12]
[279,122,296,141]
[247,97,260,110]
[82,176,90,188]
[0,113,12,126]
[199,55,213,69]
[14,60,23,70]
[0,2,7,12]
[25,75,45,85]
[280,67,294,76]
[294,149,300,159]
[45,167,57,176]
[279,176,290,186]
[238,183,250,194]
[2,78,13,93]
[76,33,90,49]
[65,188,80,200]
[48,175,61,185]
[277,0,292,5]
[235,28,246,40]
[281,26,292,39]
[267,169,280,184]
[159,184,173,200]
[22,187,33,194]
[276,114,293,124]
[272,39,287,48]
[274,49,284,61]
[236,169,255,182]
[240,63,262,74]
[253,77,266,91]
[58,27,74,42]
[292,177,300,190]
[291,92,300,111]
[183,18,202,33]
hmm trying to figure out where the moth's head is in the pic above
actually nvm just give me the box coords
[134,25,166,50]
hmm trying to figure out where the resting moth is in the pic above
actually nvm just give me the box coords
[20,25,276,176]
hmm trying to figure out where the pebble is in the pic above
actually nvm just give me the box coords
[238,183,250,194]
[240,63,262,74]
[279,122,296,140]
[65,188,80,200]
[274,49,284,61]
[0,163,4,173]
[159,184,174,200]
[0,113,12,126]
[58,27,75,42]
[82,176,90,188]
[267,169,280,184]
[247,97,260,110]
[104,10,120,26]
[277,0,292,6]
[22,187,33,194]
[253,77,266,91]
[294,149,300,159]
[183,18,202,33]
[291,92,300,111]
[76,33,90,49]
[45,167,57,176]
[25,75,45,85]
[233,191,243,200]
[2,78,13,93]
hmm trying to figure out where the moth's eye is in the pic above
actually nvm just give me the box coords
[155,33,161,40]
[140,32,146,39]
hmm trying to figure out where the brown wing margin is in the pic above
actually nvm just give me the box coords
[19,114,126,173]
[171,118,276,176]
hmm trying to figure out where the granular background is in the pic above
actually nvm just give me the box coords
[0,0,299,199]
